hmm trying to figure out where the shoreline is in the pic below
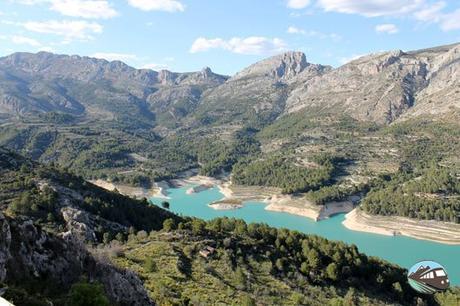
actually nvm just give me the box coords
[90,179,162,199]
[264,195,354,221]
[343,208,460,245]
[264,195,320,220]
[91,176,460,245]
[208,199,243,210]
[169,174,223,188]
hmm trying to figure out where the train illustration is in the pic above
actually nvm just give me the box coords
[408,265,450,293]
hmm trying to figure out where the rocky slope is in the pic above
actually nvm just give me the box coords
[1,43,460,127]
[1,148,458,305]
[0,147,181,304]
[0,212,154,305]
[196,42,460,125]
[0,52,228,124]
[194,51,331,125]
[285,43,460,123]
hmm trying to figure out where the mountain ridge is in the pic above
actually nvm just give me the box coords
[3,42,459,126]
[1,43,460,125]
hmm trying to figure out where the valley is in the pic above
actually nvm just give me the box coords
[147,183,460,285]
[0,42,459,305]
[4,147,458,305]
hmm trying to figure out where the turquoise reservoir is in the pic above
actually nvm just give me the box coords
[151,185,460,285]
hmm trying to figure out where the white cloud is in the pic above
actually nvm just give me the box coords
[38,46,55,52]
[91,52,138,62]
[190,38,225,53]
[375,23,399,34]
[22,20,103,41]
[127,0,185,12]
[11,35,42,46]
[413,2,460,31]
[317,0,424,17]
[11,0,47,4]
[11,0,118,19]
[287,0,310,9]
[288,0,460,33]
[339,53,366,64]
[287,26,342,41]
[287,26,306,34]
[190,36,287,55]
[49,0,118,19]
[142,63,169,70]
[414,1,445,22]
[440,9,460,31]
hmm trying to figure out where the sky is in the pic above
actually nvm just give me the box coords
[1,0,460,75]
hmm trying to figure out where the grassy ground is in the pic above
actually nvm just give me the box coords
[113,232,402,306]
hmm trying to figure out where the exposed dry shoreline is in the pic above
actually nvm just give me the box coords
[169,175,220,188]
[264,195,320,220]
[264,195,354,221]
[91,177,459,245]
[208,198,243,210]
[343,208,460,245]
[90,179,161,199]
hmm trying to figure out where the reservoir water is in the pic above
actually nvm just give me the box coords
[151,185,460,285]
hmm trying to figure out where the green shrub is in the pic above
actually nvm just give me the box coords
[67,281,110,306]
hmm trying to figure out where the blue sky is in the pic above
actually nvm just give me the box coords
[1,0,460,75]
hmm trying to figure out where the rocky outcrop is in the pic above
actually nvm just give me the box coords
[61,206,127,242]
[146,67,228,123]
[285,43,460,123]
[36,179,127,243]
[0,52,227,123]
[195,43,460,124]
[232,51,311,81]
[95,264,154,306]
[196,51,330,123]
[8,217,86,286]
[156,67,227,86]
[0,213,11,282]
[1,43,460,126]
[401,43,460,119]
[61,207,98,241]
[0,212,155,305]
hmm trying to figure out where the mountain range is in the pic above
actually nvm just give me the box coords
[1,42,459,129]
[0,41,459,305]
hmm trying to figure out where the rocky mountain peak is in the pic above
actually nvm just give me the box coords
[232,51,309,81]
[201,66,212,73]
[200,66,214,78]
[157,69,176,84]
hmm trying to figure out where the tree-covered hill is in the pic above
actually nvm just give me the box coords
[1,148,458,305]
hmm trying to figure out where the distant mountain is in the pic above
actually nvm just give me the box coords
[195,51,331,126]
[0,52,228,125]
[1,43,460,127]
[148,67,228,127]
[0,46,459,305]
[285,43,460,123]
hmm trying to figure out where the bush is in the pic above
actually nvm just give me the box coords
[144,257,157,273]
[67,281,110,306]
[163,218,176,231]
[161,201,170,209]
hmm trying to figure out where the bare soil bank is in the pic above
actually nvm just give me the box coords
[343,208,460,245]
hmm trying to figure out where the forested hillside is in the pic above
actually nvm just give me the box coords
[0,44,459,233]
[1,148,458,305]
